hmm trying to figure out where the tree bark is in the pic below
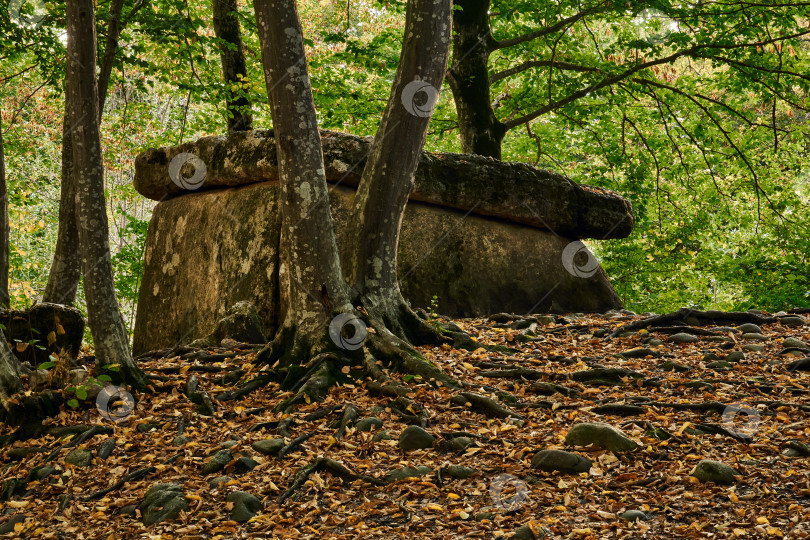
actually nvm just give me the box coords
[446,0,505,158]
[254,0,352,360]
[65,0,147,390]
[96,0,126,122]
[0,113,9,308]
[252,0,457,403]
[213,0,253,131]
[44,0,132,306]
[346,0,452,340]
[41,114,81,306]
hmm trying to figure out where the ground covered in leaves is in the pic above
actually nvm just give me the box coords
[2,310,810,539]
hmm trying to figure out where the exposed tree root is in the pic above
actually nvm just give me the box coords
[279,456,386,504]
[277,430,317,459]
[453,391,525,420]
[333,404,359,440]
[608,308,780,338]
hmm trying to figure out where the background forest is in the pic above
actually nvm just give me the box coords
[1,0,809,341]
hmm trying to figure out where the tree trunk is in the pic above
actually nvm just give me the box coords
[213,0,253,131]
[447,0,505,159]
[252,0,458,406]
[96,0,126,122]
[0,327,25,412]
[44,0,132,306]
[65,0,148,390]
[0,113,9,308]
[254,0,352,362]
[346,0,453,342]
[41,114,81,306]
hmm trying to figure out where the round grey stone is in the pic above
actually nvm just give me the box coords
[620,510,647,522]
[355,417,384,432]
[531,449,592,474]
[97,438,116,460]
[202,449,232,475]
[208,475,230,489]
[226,491,262,523]
[779,316,806,328]
[64,449,93,467]
[668,333,699,344]
[690,459,738,484]
[741,332,768,341]
[783,337,808,349]
[449,437,474,452]
[737,323,762,334]
[140,483,188,526]
[372,431,393,442]
[565,422,638,453]
[725,351,745,363]
[447,465,475,479]
[398,426,435,451]
[251,438,285,456]
[386,465,433,482]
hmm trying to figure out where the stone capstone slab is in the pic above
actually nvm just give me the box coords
[134,130,634,240]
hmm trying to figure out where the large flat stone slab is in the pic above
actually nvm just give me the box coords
[132,182,623,355]
[134,130,633,239]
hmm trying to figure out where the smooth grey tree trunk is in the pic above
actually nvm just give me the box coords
[66,0,147,390]
[213,0,253,131]
[41,114,81,305]
[254,0,352,355]
[345,0,452,340]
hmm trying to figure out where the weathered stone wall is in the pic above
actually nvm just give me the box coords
[133,182,623,355]
[132,131,634,355]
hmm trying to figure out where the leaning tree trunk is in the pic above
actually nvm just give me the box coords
[345,0,452,343]
[41,114,81,306]
[213,0,253,131]
[65,0,148,390]
[44,0,132,306]
[0,113,9,308]
[446,0,505,159]
[253,0,457,407]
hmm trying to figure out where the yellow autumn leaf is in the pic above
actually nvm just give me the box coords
[47,331,57,345]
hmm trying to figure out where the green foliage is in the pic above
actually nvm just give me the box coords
[0,0,807,340]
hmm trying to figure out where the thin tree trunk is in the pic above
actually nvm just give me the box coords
[96,0,126,122]
[446,0,505,158]
[254,0,351,357]
[66,0,147,390]
[41,114,81,305]
[213,0,253,131]
[0,113,9,308]
[44,0,132,306]
[346,0,452,339]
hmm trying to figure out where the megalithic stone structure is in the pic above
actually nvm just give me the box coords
[131,130,634,355]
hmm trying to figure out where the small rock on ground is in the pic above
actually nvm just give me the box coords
[565,422,638,453]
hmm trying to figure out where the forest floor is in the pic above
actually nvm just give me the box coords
[1,310,810,539]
